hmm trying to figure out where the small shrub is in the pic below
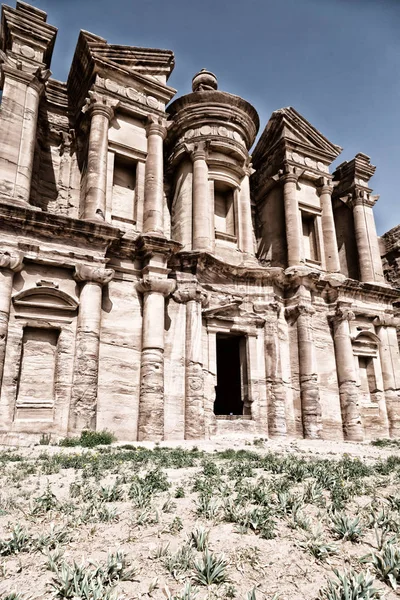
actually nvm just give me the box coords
[189,525,209,551]
[192,549,228,586]
[59,429,116,448]
[362,543,400,591]
[318,568,381,599]
[330,512,363,542]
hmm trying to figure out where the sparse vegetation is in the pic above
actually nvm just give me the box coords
[1,440,400,597]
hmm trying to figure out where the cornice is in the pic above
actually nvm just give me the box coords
[0,199,121,248]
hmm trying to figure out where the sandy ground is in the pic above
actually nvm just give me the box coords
[0,436,399,600]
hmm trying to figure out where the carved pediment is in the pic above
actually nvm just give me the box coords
[253,107,342,168]
[202,300,243,320]
[13,285,78,312]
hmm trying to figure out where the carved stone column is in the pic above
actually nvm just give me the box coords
[254,300,287,437]
[143,115,168,235]
[331,302,364,441]
[0,250,24,389]
[136,278,176,441]
[174,283,209,439]
[69,264,114,432]
[317,180,340,273]
[189,142,212,252]
[283,172,301,267]
[351,193,385,284]
[82,93,119,222]
[286,288,322,438]
[374,315,400,438]
[238,162,255,255]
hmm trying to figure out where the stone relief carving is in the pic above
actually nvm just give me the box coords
[96,76,164,111]
[74,264,114,285]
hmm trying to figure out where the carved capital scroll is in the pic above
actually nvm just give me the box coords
[136,278,176,297]
[145,114,169,139]
[173,282,209,307]
[83,92,119,121]
[0,250,24,273]
[74,264,114,285]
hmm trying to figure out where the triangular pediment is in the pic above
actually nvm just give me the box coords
[67,30,175,111]
[253,107,342,167]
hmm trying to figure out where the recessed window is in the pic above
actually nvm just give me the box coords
[358,356,376,403]
[112,154,136,226]
[214,181,235,236]
[302,213,319,262]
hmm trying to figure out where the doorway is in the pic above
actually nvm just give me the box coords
[214,334,244,416]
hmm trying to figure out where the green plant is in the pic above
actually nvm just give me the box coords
[298,533,338,561]
[164,582,198,600]
[164,544,194,579]
[189,524,209,551]
[330,511,363,542]
[59,429,116,448]
[43,545,65,572]
[39,433,51,446]
[175,486,185,498]
[192,549,228,586]
[318,569,381,599]
[0,524,33,555]
[361,543,400,590]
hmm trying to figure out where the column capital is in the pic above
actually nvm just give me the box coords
[243,156,255,177]
[185,141,209,162]
[172,282,210,306]
[0,63,50,94]
[316,177,334,197]
[145,114,169,139]
[348,189,378,209]
[136,277,176,297]
[330,300,355,325]
[373,314,400,328]
[285,301,314,323]
[0,250,24,273]
[83,92,119,121]
[253,299,281,317]
[74,264,114,285]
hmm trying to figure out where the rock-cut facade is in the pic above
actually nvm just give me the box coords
[1,1,400,444]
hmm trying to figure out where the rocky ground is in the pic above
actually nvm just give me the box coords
[0,435,400,600]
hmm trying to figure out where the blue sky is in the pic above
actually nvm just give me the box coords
[17,0,400,234]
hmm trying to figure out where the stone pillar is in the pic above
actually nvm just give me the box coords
[254,300,287,437]
[375,315,400,438]
[283,173,301,267]
[82,93,119,222]
[317,181,340,273]
[69,264,114,432]
[331,302,364,441]
[143,115,168,236]
[238,164,255,255]
[286,288,322,438]
[351,194,385,284]
[174,283,209,439]
[190,142,212,252]
[0,250,24,389]
[136,278,176,441]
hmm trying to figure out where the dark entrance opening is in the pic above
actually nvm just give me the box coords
[214,334,244,416]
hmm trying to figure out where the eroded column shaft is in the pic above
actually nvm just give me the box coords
[14,81,43,202]
[84,108,113,221]
[143,118,167,235]
[296,308,322,438]
[138,290,165,440]
[70,265,114,432]
[378,324,400,438]
[238,173,255,255]
[352,199,384,283]
[264,311,287,437]
[332,310,364,441]
[192,145,211,252]
[283,174,301,266]
[185,299,205,439]
[0,252,23,389]
[319,184,340,272]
